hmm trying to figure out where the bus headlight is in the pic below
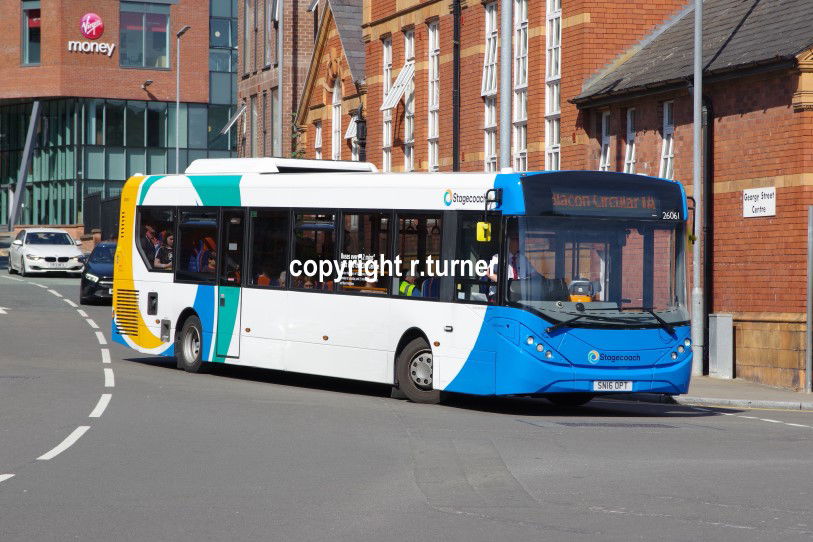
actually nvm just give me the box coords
[677,345,685,353]
[670,352,678,360]
[526,336,534,345]
[545,351,553,359]
[536,343,543,352]
[684,339,691,347]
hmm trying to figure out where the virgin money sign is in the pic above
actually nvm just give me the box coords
[68,13,115,57]
[80,13,104,39]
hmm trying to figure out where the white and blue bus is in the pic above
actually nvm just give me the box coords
[112,158,691,406]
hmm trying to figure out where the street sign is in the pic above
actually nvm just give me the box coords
[743,187,776,218]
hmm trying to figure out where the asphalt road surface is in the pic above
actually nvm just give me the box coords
[1,272,813,541]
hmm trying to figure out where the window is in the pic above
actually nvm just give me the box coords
[598,111,611,171]
[624,108,636,173]
[455,214,500,303]
[339,212,390,295]
[513,0,528,171]
[270,87,280,155]
[427,22,440,172]
[106,100,125,147]
[293,211,335,290]
[138,206,175,272]
[345,115,360,161]
[177,209,218,282]
[403,30,415,172]
[331,78,342,160]
[126,101,146,147]
[484,97,497,172]
[659,101,674,179]
[250,94,257,157]
[481,3,498,97]
[314,120,322,159]
[243,0,251,73]
[262,92,267,156]
[264,0,271,66]
[382,37,392,172]
[22,1,41,65]
[120,2,170,68]
[545,0,561,170]
[395,214,442,299]
[248,209,289,287]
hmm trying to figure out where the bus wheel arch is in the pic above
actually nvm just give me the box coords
[394,329,440,404]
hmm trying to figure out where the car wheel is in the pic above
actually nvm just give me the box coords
[547,393,595,407]
[395,337,441,404]
[7,259,15,274]
[176,315,206,373]
[20,260,27,277]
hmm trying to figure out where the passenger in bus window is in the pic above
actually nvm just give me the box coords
[154,233,174,270]
[256,268,272,286]
[142,223,161,260]
[488,227,530,282]
[277,271,286,287]
[206,252,217,273]
[399,274,421,297]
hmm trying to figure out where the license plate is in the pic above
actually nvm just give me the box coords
[593,380,632,392]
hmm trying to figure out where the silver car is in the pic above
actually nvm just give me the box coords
[7,228,84,277]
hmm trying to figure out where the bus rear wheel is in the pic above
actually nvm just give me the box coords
[396,338,440,404]
[176,315,205,373]
[547,393,595,407]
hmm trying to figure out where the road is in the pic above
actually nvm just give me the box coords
[1,272,813,541]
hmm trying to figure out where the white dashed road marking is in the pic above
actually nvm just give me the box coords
[692,407,813,430]
[63,298,78,308]
[86,318,99,329]
[47,289,63,298]
[100,348,111,364]
[0,474,15,484]
[786,423,811,428]
[95,331,107,345]
[37,426,91,461]
[77,309,89,318]
[104,368,115,388]
[32,283,47,288]
[89,394,112,418]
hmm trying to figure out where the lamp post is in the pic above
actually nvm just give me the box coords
[175,25,191,174]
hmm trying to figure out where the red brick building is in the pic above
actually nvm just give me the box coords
[1,0,238,228]
[236,0,318,157]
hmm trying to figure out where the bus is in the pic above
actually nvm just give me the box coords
[112,158,692,406]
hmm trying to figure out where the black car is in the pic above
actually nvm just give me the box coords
[80,242,116,305]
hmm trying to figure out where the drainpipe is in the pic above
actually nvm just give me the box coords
[498,0,512,170]
[691,0,704,376]
[452,0,461,171]
[702,95,714,370]
[277,0,284,156]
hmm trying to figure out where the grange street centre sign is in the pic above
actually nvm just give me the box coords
[743,187,776,218]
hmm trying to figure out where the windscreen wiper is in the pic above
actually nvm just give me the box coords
[545,314,585,334]
[619,306,675,335]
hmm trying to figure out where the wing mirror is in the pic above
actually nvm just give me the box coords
[11,239,22,246]
[476,222,492,242]
[75,239,82,246]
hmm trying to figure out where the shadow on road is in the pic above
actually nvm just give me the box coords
[125,355,719,418]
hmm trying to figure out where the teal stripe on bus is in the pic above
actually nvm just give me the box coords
[137,176,165,205]
[188,175,242,207]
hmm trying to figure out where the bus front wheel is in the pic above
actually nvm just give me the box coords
[177,315,205,373]
[396,338,440,404]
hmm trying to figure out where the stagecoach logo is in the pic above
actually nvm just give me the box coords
[587,350,641,363]
[442,189,486,207]
[80,13,104,40]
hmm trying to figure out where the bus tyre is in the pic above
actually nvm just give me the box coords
[547,393,594,407]
[177,315,205,373]
[396,338,440,404]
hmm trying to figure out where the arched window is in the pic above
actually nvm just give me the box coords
[331,77,342,160]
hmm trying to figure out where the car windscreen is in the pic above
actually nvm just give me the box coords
[89,246,116,264]
[25,232,73,245]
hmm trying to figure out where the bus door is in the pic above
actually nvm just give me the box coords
[216,209,245,358]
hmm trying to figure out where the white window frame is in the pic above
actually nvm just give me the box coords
[599,111,611,171]
[403,30,415,172]
[624,108,636,173]
[314,120,322,160]
[544,0,561,170]
[481,3,498,97]
[382,37,392,172]
[659,101,675,179]
[484,97,498,172]
[331,77,342,160]
[513,0,528,171]
[427,22,440,172]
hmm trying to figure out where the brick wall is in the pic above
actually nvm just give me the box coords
[0,0,209,103]
[237,0,316,157]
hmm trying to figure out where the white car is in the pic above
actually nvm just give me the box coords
[7,228,85,277]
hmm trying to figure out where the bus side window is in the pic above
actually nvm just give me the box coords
[293,211,336,291]
[395,214,442,299]
[176,210,218,283]
[137,206,175,272]
[248,209,289,288]
[455,215,500,303]
[338,212,390,295]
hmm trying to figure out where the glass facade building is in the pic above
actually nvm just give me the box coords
[0,0,238,227]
